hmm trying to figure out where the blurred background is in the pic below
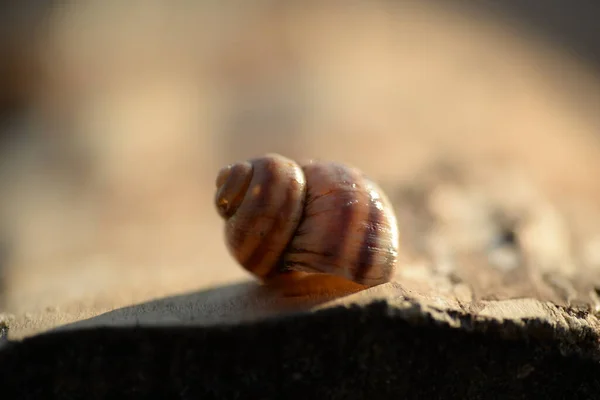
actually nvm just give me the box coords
[2,0,600,332]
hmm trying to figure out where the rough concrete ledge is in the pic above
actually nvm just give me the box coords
[1,299,600,400]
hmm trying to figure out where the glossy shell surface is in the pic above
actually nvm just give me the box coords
[214,153,399,286]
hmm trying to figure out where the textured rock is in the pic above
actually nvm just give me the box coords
[1,299,600,400]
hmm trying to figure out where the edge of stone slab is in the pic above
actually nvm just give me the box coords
[367,296,600,361]
[1,299,600,399]
[4,279,600,348]
[315,282,600,361]
[1,285,600,360]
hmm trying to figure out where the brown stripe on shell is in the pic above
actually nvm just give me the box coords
[353,199,383,284]
[225,159,276,268]
[321,164,362,268]
[245,173,306,278]
[353,179,399,285]
[224,154,306,279]
[284,162,366,281]
[336,172,374,282]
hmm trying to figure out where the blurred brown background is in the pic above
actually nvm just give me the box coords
[2,0,600,338]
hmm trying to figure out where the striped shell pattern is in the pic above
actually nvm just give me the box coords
[214,153,400,287]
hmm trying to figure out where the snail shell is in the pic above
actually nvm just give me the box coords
[214,153,399,287]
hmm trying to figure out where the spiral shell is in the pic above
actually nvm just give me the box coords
[214,153,399,287]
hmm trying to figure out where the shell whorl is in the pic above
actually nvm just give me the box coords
[283,161,399,286]
[215,153,306,279]
[215,154,400,287]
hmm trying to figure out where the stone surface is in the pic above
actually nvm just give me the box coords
[2,300,600,399]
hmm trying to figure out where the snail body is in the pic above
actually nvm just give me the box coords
[214,153,399,287]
